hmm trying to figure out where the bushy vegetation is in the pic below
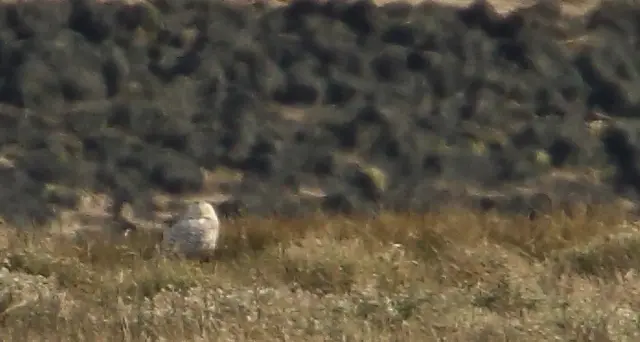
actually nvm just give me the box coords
[0,0,637,226]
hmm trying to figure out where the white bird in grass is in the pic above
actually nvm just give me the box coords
[162,201,221,259]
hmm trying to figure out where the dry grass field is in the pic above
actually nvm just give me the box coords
[2,205,640,341]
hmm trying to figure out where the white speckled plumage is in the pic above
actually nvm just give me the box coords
[162,201,220,258]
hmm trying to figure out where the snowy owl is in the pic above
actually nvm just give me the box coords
[162,201,221,259]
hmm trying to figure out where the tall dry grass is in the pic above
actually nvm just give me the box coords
[0,205,640,340]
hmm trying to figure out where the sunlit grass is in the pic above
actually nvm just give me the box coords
[0,206,639,340]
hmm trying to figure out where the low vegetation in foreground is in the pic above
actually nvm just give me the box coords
[1,206,640,341]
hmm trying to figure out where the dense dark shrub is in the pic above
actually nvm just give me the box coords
[1,0,640,225]
[19,148,80,184]
[322,192,356,215]
[148,152,203,194]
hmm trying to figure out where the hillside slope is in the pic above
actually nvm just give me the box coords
[0,0,636,232]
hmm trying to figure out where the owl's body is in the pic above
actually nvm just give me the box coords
[162,201,220,259]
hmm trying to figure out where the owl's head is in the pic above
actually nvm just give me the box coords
[183,201,218,220]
